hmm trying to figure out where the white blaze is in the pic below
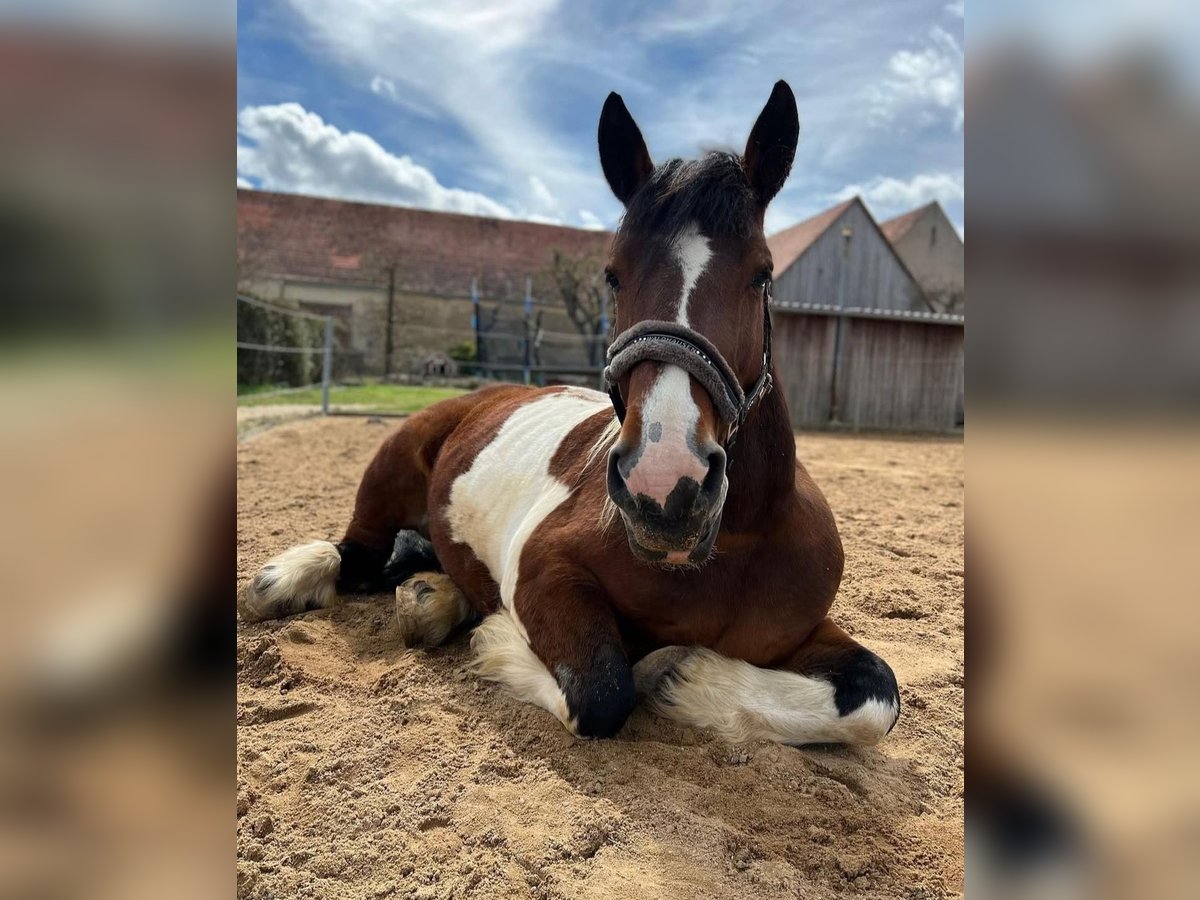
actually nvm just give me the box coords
[672,225,712,326]
[626,366,707,505]
[621,224,711,502]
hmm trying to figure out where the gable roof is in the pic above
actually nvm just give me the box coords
[237,189,613,298]
[880,202,939,243]
[768,195,935,312]
[766,198,856,274]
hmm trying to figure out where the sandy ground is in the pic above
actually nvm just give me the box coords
[237,416,964,900]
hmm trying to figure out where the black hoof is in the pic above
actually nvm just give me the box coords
[561,644,636,739]
[381,530,441,587]
[829,649,901,732]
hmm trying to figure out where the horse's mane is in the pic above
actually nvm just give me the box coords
[617,151,760,241]
[579,415,622,533]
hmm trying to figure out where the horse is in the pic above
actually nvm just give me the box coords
[238,81,900,746]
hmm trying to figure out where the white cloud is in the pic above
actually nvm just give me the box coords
[236,102,516,218]
[237,176,253,189]
[945,0,964,17]
[249,1,964,234]
[369,75,398,101]
[869,26,964,131]
[528,175,557,213]
[281,0,601,219]
[834,171,963,215]
[578,209,606,231]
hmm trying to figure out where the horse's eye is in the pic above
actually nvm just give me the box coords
[604,270,620,293]
[751,270,772,290]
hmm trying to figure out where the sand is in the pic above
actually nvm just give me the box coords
[237,416,964,900]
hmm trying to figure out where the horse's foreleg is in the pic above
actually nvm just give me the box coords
[636,618,900,746]
[338,423,441,590]
[238,422,438,622]
[471,577,636,739]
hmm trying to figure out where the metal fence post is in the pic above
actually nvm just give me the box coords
[471,277,482,378]
[321,315,333,415]
[522,276,533,385]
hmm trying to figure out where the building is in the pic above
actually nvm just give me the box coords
[237,189,612,377]
[767,198,964,431]
[238,189,964,430]
[768,196,930,313]
[881,202,964,314]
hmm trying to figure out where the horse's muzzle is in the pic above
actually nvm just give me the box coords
[607,442,727,565]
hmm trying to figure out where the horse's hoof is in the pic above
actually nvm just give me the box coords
[395,573,469,648]
[631,646,696,700]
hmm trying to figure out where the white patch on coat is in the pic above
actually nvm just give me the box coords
[672,225,712,326]
[624,365,707,505]
[648,648,899,746]
[237,540,341,622]
[445,389,609,637]
[471,608,577,734]
[446,390,608,730]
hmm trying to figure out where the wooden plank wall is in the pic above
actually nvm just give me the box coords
[772,313,837,425]
[773,312,964,432]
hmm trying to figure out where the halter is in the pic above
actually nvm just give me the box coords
[602,285,774,454]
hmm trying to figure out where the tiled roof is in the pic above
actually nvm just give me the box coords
[766,198,856,274]
[880,202,937,244]
[237,189,613,298]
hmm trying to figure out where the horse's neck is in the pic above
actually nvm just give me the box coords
[721,369,796,531]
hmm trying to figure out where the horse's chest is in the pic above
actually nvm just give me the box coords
[443,390,608,604]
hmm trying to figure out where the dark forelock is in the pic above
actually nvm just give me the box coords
[617,152,760,241]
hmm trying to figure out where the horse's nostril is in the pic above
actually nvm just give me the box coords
[607,448,633,500]
[701,446,727,496]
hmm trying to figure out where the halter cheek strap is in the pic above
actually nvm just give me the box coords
[602,289,774,454]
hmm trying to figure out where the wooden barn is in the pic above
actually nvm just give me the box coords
[766,197,964,432]
[881,201,965,314]
[768,197,930,313]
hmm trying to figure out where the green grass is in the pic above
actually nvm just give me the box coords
[235,381,291,393]
[237,383,467,413]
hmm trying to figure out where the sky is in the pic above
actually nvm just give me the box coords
[236,0,964,237]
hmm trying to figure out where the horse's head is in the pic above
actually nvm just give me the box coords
[598,81,799,566]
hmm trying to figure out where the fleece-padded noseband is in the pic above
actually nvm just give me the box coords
[603,289,774,453]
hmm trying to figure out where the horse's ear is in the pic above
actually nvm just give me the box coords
[598,92,654,206]
[743,80,799,207]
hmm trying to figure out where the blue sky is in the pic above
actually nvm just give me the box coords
[237,0,964,236]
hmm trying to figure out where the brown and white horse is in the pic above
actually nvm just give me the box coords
[238,82,900,746]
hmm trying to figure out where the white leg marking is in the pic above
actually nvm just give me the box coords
[237,540,341,622]
[445,390,609,639]
[395,572,471,648]
[672,224,712,326]
[470,609,576,734]
[650,648,899,746]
